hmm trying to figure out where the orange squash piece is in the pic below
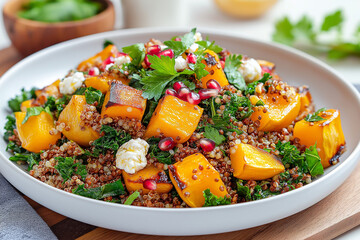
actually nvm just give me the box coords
[15,111,61,153]
[144,95,203,143]
[169,153,228,208]
[58,95,100,146]
[85,73,130,94]
[35,80,61,105]
[257,59,275,73]
[20,99,37,112]
[199,50,229,88]
[122,165,173,194]
[293,109,345,168]
[299,87,313,114]
[77,45,118,72]
[101,82,147,120]
[230,143,284,180]
[250,89,301,132]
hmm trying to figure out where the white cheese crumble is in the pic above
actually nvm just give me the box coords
[194,32,203,42]
[188,43,199,53]
[59,72,85,95]
[238,58,262,83]
[105,55,131,71]
[116,138,149,174]
[174,56,188,72]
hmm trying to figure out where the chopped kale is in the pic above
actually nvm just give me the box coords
[147,137,174,165]
[73,180,126,199]
[54,156,87,182]
[9,152,40,170]
[203,189,231,207]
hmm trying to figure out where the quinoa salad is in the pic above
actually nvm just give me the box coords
[3,29,346,208]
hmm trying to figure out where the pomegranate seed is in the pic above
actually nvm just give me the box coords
[143,179,157,190]
[187,53,197,64]
[200,138,216,152]
[147,45,161,55]
[158,137,176,151]
[173,81,186,92]
[177,87,190,101]
[165,88,178,97]
[144,54,151,67]
[198,89,219,100]
[174,37,181,41]
[102,56,115,69]
[206,79,221,91]
[187,92,201,105]
[158,49,174,59]
[261,66,272,74]
[220,60,225,69]
[117,52,128,57]
[88,67,99,76]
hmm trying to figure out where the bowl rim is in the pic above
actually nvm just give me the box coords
[2,0,114,27]
[0,27,360,214]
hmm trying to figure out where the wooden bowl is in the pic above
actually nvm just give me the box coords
[2,0,115,56]
[214,0,278,19]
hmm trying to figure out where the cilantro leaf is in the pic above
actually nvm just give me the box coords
[273,17,295,45]
[9,152,40,170]
[55,156,87,183]
[181,28,197,50]
[124,191,140,205]
[304,108,327,122]
[305,144,324,177]
[321,10,343,32]
[8,88,36,112]
[203,189,231,207]
[73,180,126,199]
[224,55,246,91]
[203,126,226,145]
[196,40,223,53]
[122,43,145,67]
[22,106,52,124]
[295,15,316,42]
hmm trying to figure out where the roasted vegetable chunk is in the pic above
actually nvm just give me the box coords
[293,109,345,168]
[299,86,313,115]
[144,95,203,143]
[199,50,229,88]
[169,153,228,208]
[77,45,118,72]
[230,143,284,180]
[35,80,61,105]
[58,95,100,146]
[85,73,130,94]
[250,89,301,131]
[101,82,147,120]
[15,111,61,153]
[123,165,173,194]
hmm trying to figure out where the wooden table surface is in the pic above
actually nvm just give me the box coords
[1,46,360,240]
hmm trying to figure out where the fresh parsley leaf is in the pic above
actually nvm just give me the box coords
[295,15,316,42]
[55,156,87,183]
[8,88,36,112]
[181,28,197,50]
[196,40,223,53]
[103,40,114,49]
[22,106,52,124]
[203,189,231,207]
[163,28,197,57]
[224,55,246,91]
[321,10,343,32]
[147,137,174,165]
[124,191,140,205]
[73,180,126,199]
[203,125,226,145]
[304,108,327,122]
[305,144,324,177]
[122,43,145,67]
[9,152,40,170]
[84,87,103,105]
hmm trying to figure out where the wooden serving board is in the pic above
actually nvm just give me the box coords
[1,46,360,240]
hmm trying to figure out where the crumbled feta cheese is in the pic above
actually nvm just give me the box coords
[188,43,199,53]
[194,32,202,42]
[114,55,131,66]
[238,58,262,83]
[105,63,114,71]
[174,56,188,72]
[59,72,85,95]
[116,138,149,174]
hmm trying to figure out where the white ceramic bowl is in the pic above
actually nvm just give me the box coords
[0,28,359,236]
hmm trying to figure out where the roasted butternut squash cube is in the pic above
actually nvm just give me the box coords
[20,99,37,112]
[169,153,228,208]
[293,109,345,168]
[35,80,61,105]
[199,50,229,88]
[58,95,100,146]
[299,86,313,114]
[230,143,284,180]
[101,82,147,120]
[77,45,118,72]
[85,73,130,94]
[144,95,203,143]
[122,165,173,194]
[250,89,301,131]
[15,111,61,153]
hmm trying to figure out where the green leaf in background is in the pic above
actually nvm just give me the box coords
[321,10,343,32]
[18,0,102,23]
[295,16,316,42]
[272,17,295,45]
[124,191,140,205]
[203,126,226,145]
